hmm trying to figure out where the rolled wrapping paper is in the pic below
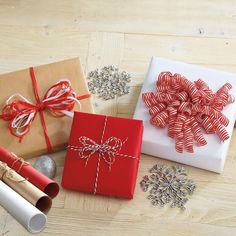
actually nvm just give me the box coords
[0,181,47,233]
[0,161,52,213]
[0,147,59,198]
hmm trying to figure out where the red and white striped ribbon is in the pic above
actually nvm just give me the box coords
[142,71,234,153]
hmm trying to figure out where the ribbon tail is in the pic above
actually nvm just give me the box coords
[77,94,91,100]
[39,111,52,152]
[61,110,74,118]
[93,155,101,195]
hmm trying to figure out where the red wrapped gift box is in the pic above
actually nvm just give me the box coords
[61,112,143,199]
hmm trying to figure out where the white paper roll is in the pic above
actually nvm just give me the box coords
[0,181,47,233]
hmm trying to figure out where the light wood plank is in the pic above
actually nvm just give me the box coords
[85,32,124,116]
[123,34,236,65]
[0,1,236,38]
[0,25,90,73]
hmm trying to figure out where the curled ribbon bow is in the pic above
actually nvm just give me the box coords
[142,71,234,153]
[0,67,90,152]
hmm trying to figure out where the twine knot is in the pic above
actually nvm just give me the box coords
[36,102,46,111]
[90,143,110,153]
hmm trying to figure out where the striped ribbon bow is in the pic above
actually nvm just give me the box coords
[142,71,234,153]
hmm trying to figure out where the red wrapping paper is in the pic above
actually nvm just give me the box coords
[61,112,143,199]
[0,147,59,198]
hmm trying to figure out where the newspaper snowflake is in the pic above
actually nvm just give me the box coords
[140,164,196,210]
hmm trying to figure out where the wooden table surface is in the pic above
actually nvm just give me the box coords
[0,1,236,235]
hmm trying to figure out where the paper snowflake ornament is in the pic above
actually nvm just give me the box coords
[140,164,196,210]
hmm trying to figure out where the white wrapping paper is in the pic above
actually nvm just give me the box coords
[0,181,47,233]
[134,57,236,173]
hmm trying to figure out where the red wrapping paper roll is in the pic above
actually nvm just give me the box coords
[0,147,59,198]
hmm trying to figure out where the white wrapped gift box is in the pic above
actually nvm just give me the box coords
[134,57,236,173]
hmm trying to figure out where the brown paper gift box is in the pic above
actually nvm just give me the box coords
[0,58,93,159]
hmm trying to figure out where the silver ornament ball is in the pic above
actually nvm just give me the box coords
[34,155,57,179]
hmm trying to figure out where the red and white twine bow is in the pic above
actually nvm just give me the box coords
[67,116,138,194]
[142,71,234,153]
[0,67,90,152]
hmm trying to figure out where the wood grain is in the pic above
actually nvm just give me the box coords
[0,1,236,235]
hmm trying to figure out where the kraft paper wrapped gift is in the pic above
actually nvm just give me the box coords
[133,57,236,173]
[0,58,93,159]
